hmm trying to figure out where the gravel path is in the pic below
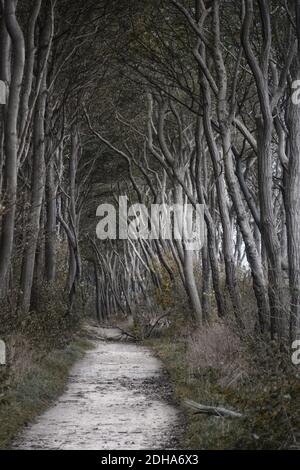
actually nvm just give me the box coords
[13,334,181,450]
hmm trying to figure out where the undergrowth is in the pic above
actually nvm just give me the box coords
[0,272,92,450]
[146,316,300,450]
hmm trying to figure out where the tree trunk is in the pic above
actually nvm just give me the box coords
[257,117,284,338]
[20,13,52,313]
[0,0,25,297]
[45,158,57,282]
[286,1,300,340]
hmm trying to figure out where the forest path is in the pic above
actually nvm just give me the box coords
[13,329,181,450]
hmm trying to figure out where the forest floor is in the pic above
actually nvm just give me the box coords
[146,320,300,450]
[3,315,300,450]
[10,326,181,450]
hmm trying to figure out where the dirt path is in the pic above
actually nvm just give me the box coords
[13,331,181,450]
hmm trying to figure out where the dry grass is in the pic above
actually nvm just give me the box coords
[147,311,300,450]
[5,334,35,386]
[186,322,249,388]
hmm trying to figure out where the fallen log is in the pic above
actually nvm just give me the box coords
[184,399,243,418]
[114,326,137,341]
[84,324,138,342]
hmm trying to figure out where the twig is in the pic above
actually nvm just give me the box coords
[184,399,243,418]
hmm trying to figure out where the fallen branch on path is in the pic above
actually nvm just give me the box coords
[114,326,137,341]
[184,399,243,418]
[83,324,137,342]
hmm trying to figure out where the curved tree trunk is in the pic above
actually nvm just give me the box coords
[20,10,53,313]
[0,0,25,297]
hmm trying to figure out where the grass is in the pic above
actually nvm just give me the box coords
[146,321,300,450]
[146,334,247,449]
[0,337,92,450]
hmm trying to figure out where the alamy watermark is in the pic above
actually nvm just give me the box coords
[0,339,6,365]
[292,340,300,366]
[96,197,205,251]
[292,80,300,105]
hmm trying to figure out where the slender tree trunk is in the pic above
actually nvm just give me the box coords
[20,12,52,313]
[0,0,25,297]
[93,260,102,323]
[201,241,211,323]
[174,178,202,322]
[286,1,300,340]
[0,9,10,196]
[45,158,57,282]
[195,116,226,318]
[257,117,284,338]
